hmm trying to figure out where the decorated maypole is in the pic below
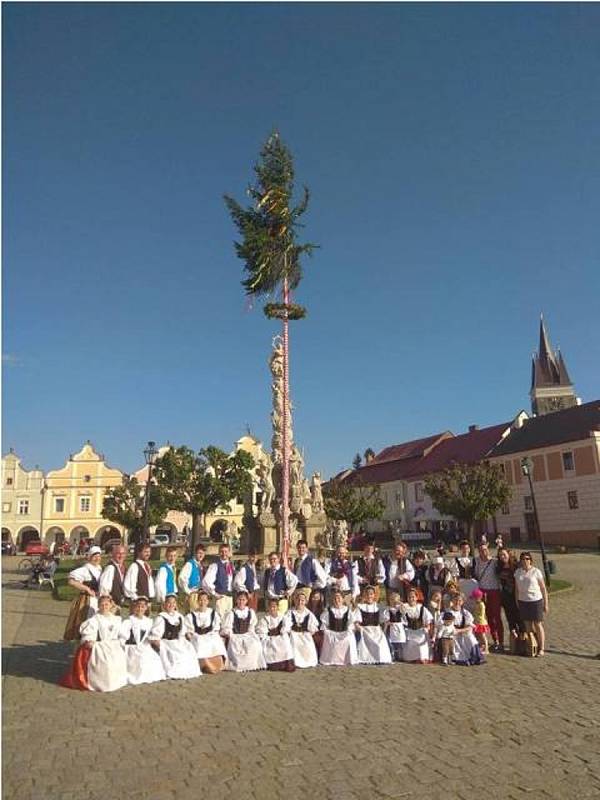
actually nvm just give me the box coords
[225,132,316,562]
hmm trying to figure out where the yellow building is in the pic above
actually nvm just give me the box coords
[2,449,45,549]
[43,441,125,549]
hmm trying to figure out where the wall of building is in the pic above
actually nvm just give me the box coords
[490,434,600,547]
[1,452,44,546]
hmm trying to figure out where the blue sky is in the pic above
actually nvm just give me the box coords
[3,3,600,478]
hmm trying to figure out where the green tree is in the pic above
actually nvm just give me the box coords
[224,131,317,551]
[352,453,362,471]
[153,446,255,550]
[424,462,511,550]
[323,478,386,535]
[102,475,167,547]
[363,447,375,464]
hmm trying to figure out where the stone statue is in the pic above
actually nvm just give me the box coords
[332,519,349,549]
[311,472,324,513]
[288,517,301,551]
[224,521,240,551]
[290,445,304,490]
[257,457,275,513]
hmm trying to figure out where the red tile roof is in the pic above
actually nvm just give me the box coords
[407,422,512,479]
[345,422,512,486]
[373,432,452,463]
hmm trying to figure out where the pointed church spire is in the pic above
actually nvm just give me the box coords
[530,314,577,415]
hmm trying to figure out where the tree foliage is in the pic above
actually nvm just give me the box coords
[363,447,375,463]
[352,453,362,471]
[153,446,255,548]
[224,131,317,307]
[102,475,166,541]
[424,462,511,547]
[323,478,385,531]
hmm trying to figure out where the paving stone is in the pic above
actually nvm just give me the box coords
[2,553,599,800]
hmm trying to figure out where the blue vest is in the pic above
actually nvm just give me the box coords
[296,556,317,586]
[160,563,175,595]
[215,561,231,594]
[244,563,256,591]
[263,566,287,595]
[187,559,201,590]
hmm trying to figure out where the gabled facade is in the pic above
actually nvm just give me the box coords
[1,450,44,548]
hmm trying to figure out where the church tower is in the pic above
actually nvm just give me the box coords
[530,315,577,415]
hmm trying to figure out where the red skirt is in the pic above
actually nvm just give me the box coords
[59,645,91,691]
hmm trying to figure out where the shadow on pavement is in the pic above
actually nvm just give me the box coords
[546,647,600,661]
[2,641,72,684]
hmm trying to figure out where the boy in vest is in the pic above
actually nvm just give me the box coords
[356,539,386,602]
[233,551,260,611]
[388,541,415,602]
[178,544,206,612]
[99,543,127,608]
[327,544,358,607]
[202,543,235,617]
[124,544,156,603]
[263,551,298,615]
[155,546,179,605]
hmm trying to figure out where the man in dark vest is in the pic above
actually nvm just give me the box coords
[262,551,298,615]
[356,539,385,602]
[234,551,261,610]
[202,543,235,616]
[124,543,156,603]
[99,543,127,607]
[293,539,328,617]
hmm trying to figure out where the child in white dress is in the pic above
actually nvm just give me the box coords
[384,591,406,662]
[221,589,266,672]
[285,591,319,668]
[185,589,227,674]
[119,596,166,685]
[319,589,359,667]
[448,592,484,666]
[150,595,201,680]
[60,595,127,692]
[401,588,433,663]
[356,586,392,664]
[257,598,296,672]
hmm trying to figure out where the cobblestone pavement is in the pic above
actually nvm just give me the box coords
[3,554,600,800]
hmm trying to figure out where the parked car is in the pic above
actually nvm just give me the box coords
[25,541,50,556]
[150,533,171,546]
[1,541,16,556]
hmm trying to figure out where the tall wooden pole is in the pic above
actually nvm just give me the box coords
[281,276,291,565]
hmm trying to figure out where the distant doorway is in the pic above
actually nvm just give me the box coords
[524,513,537,541]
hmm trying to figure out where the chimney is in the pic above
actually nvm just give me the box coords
[468,425,479,433]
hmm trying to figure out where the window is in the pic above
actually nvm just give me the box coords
[502,503,510,515]
[6,477,13,486]
[55,498,65,513]
[2,502,11,513]
[524,496,533,511]
[562,452,574,472]
[567,491,579,510]
[80,496,91,513]
[414,483,424,502]
[395,491,404,509]
[499,463,505,476]
[18,499,29,515]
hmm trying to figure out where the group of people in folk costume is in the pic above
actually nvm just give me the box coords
[59,535,548,691]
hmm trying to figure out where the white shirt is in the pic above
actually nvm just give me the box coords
[355,602,385,626]
[514,567,544,602]
[388,557,415,590]
[69,563,102,586]
[155,563,177,604]
[202,560,234,596]
[356,556,386,586]
[233,563,260,593]
[185,609,222,635]
[221,607,258,636]
[178,559,205,595]
[320,606,357,629]
[124,560,156,600]
[294,554,328,589]
[326,561,359,597]
[256,613,292,637]
[119,615,153,645]
[99,562,126,600]
[284,607,319,634]
[79,613,121,643]
[150,611,186,641]
[402,603,433,629]
[263,566,298,598]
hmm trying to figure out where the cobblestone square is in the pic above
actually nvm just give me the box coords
[2,554,600,800]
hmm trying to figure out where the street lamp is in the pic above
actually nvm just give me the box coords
[520,456,551,585]
[142,441,159,547]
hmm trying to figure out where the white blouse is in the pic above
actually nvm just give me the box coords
[80,613,121,643]
[514,567,544,602]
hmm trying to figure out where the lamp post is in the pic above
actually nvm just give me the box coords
[142,441,159,547]
[520,456,551,586]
